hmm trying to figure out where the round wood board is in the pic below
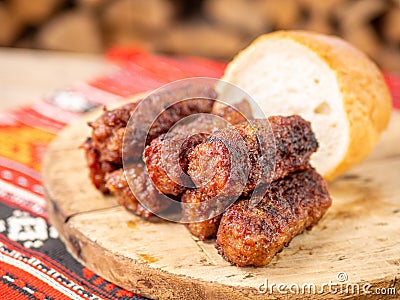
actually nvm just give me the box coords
[43,99,400,300]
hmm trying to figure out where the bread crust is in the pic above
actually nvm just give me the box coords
[222,30,392,181]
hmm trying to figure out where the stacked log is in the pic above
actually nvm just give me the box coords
[0,0,399,71]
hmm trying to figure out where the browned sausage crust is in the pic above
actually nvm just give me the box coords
[144,132,207,196]
[105,164,170,218]
[89,85,215,165]
[216,168,332,267]
[81,103,136,193]
[211,99,253,125]
[188,116,318,198]
[181,189,222,240]
[143,101,252,196]
[84,85,216,193]
[89,102,138,165]
[183,115,318,240]
[81,137,121,193]
[123,85,216,162]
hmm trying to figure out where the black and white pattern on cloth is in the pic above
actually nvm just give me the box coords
[0,201,82,275]
[0,209,58,248]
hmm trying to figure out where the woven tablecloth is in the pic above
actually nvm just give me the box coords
[0,48,399,300]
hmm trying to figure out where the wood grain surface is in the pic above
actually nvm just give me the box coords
[0,48,107,110]
[43,104,400,300]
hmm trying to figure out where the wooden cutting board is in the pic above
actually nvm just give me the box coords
[43,101,400,300]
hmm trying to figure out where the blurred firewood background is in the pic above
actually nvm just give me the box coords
[0,0,399,71]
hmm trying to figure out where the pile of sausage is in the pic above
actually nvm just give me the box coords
[82,85,331,266]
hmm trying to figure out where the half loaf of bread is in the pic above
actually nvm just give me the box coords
[218,30,392,181]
